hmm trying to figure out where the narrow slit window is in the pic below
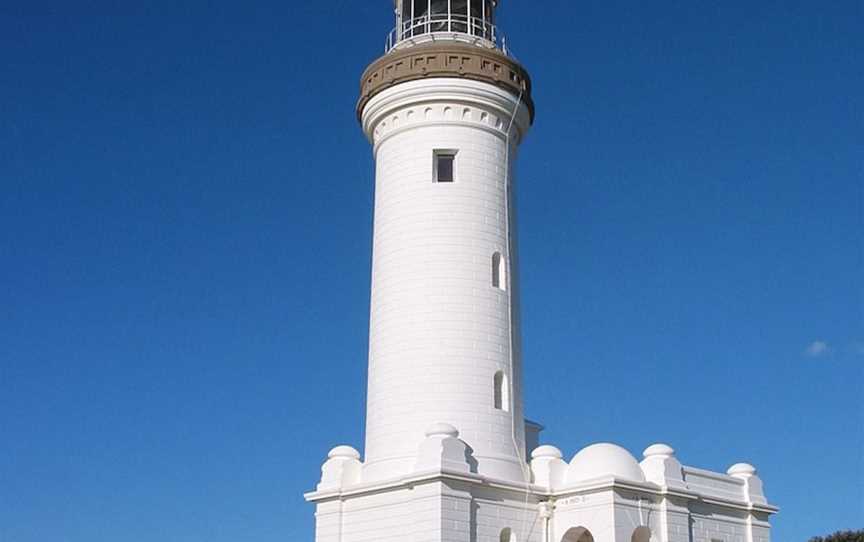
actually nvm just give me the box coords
[492,252,505,290]
[435,151,455,182]
[493,371,509,411]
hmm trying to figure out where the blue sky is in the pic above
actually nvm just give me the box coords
[1,2,861,541]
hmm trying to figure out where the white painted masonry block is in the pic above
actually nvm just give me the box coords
[640,443,687,491]
[317,446,361,491]
[728,463,768,505]
[416,423,474,473]
[530,445,567,489]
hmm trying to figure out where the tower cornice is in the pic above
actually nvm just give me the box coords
[357,43,534,123]
[360,78,531,150]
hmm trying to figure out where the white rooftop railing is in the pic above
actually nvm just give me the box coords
[385,14,510,56]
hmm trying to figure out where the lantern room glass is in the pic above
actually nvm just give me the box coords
[396,0,497,43]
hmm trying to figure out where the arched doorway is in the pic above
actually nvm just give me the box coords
[562,527,594,542]
[500,527,516,542]
[632,526,651,542]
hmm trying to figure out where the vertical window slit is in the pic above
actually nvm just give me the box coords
[492,251,505,290]
[494,371,509,411]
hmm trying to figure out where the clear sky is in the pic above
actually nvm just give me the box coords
[1,2,861,541]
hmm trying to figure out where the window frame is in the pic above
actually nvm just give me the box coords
[433,149,458,183]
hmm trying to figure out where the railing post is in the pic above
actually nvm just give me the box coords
[447,0,451,32]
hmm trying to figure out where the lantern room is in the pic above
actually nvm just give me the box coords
[389,0,502,52]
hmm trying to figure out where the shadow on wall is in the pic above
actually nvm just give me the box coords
[464,443,479,473]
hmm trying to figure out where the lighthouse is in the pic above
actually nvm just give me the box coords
[306,3,777,542]
[358,0,534,485]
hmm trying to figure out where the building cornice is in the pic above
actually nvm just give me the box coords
[306,469,778,516]
[305,468,543,503]
[359,78,531,148]
[357,42,534,123]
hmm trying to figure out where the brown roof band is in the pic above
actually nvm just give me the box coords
[357,42,534,123]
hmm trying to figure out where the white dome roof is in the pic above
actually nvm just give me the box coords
[566,443,646,484]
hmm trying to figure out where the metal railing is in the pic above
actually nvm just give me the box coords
[385,14,509,55]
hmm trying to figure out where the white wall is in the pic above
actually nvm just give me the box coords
[360,78,532,483]
[314,479,542,542]
[550,489,766,542]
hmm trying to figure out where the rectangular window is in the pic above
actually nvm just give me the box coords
[434,150,456,182]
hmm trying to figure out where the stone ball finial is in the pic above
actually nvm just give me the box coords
[328,445,361,460]
[318,446,362,491]
[727,463,766,504]
[639,443,686,490]
[425,422,459,438]
[727,463,757,477]
[531,445,563,460]
[416,422,471,474]
[643,443,676,458]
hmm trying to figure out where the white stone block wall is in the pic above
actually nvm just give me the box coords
[553,492,618,542]
[687,502,750,542]
[469,485,543,542]
[328,485,439,542]
[609,490,664,542]
[360,78,532,483]
[683,469,746,503]
[663,497,694,542]
[548,488,770,542]
[312,480,541,542]
[313,500,343,542]
[318,486,769,542]
[751,513,771,542]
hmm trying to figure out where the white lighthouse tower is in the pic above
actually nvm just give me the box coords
[358,0,534,486]
[306,3,777,542]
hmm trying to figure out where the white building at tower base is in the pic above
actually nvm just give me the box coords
[306,433,776,542]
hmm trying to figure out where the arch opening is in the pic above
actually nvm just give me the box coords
[632,526,652,542]
[562,527,594,542]
[500,527,516,542]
